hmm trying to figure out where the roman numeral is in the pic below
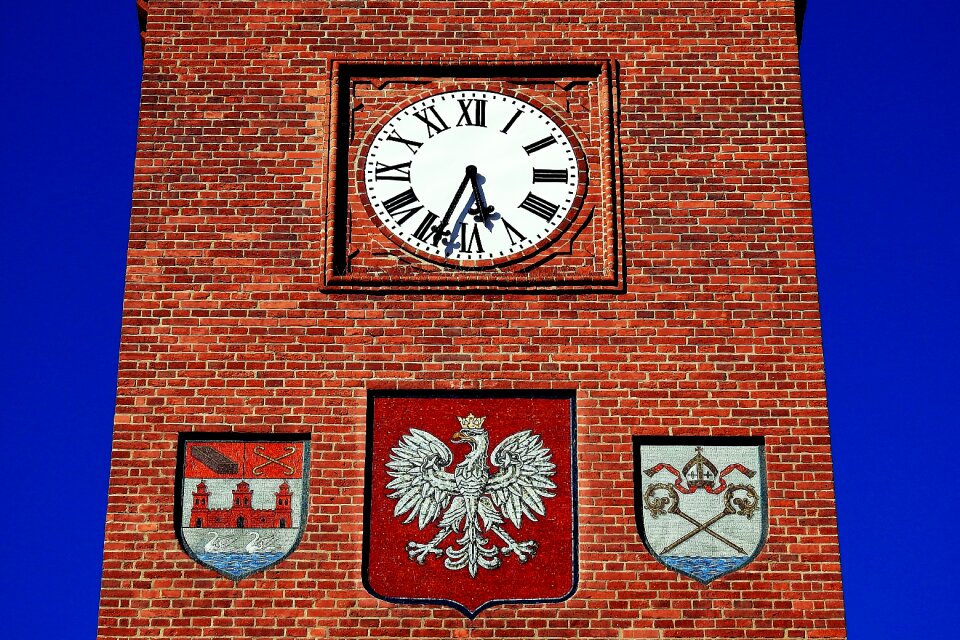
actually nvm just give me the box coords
[533,168,569,183]
[518,192,559,221]
[502,219,527,245]
[382,188,420,214]
[413,106,450,137]
[411,212,441,244]
[456,99,487,127]
[460,223,484,253]
[381,187,422,223]
[501,109,522,134]
[386,204,422,225]
[523,136,557,154]
[386,132,423,154]
[374,161,412,182]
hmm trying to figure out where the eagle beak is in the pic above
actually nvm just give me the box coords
[452,431,468,442]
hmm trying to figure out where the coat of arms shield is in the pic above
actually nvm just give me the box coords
[633,437,767,584]
[174,433,311,581]
[363,391,578,618]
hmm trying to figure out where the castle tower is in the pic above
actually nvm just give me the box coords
[230,481,253,528]
[99,2,845,637]
[274,481,293,529]
[190,481,209,528]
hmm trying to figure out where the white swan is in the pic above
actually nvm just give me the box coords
[204,531,227,553]
[245,531,278,553]
[245,532,265,553]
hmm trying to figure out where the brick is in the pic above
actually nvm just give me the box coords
[98,1,843,638]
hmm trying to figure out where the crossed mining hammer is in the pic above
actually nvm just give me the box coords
[252,445,297,476]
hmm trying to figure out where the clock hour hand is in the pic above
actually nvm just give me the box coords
[466,165,496,224]
[431,169,472,247]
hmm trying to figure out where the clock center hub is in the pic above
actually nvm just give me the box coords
[409,127,532,217]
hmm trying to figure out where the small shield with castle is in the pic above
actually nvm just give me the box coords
[633,437,767,584]
[363,392,578,618]
[174,434,311,581]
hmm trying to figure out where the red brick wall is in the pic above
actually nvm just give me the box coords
[99,1,846,637]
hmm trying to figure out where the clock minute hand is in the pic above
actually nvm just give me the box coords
[466,166,495,224]
[431,169,472,247]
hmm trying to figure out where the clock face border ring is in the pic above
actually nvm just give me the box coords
[354,85,590,270]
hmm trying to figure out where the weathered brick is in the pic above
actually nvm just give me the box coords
[99,1,843,638]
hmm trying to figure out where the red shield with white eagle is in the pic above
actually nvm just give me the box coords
[363,392,578,618]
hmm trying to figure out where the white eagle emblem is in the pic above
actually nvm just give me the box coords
[385,413,557,577]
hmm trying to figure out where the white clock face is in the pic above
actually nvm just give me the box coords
[362,90,583,267]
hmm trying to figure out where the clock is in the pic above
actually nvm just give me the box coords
[322,61,623,291]
[361,90,585,269]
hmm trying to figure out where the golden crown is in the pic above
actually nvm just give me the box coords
[457,413,486,431]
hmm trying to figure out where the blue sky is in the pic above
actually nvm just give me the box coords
[1,2,957,637]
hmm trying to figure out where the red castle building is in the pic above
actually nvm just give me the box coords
[190,480,293,529]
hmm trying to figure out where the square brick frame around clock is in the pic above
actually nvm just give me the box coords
[100,2,846,639]
[321,60,623,291]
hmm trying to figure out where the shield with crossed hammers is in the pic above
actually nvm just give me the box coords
[174,433,311,581]
[632,437,767,584]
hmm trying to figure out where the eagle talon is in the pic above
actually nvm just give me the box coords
[501,539,538,562]
[407,541,444,564]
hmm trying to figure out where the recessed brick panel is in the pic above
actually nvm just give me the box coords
[322,60,621,290]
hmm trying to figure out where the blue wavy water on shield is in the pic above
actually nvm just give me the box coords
[197,552,285,579]
[661,556,748,583]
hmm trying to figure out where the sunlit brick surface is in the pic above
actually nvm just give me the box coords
[99,2,846,638]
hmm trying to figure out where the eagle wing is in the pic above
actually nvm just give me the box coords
[385,429,458,529]
[486,430,557,528]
